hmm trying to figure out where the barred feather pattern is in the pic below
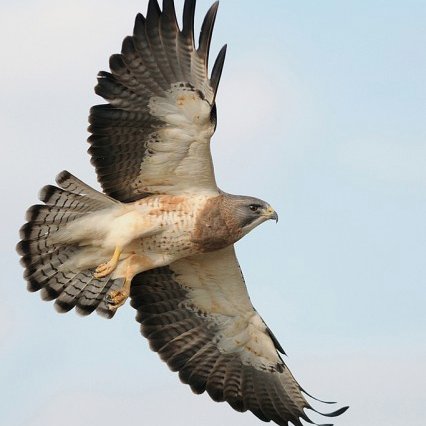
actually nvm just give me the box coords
[130,247,348,426]
[89,0,227,202]
[17,171,123,318]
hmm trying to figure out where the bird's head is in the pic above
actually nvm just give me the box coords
[225,194,278,236]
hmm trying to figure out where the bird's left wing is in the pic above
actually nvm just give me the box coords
[89,0,226,202]
[130,246,347,426]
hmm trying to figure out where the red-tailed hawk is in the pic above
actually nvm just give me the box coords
[17,1,348,425]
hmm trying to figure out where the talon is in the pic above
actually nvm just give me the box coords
[95,263,108,273]
[94,261,114,278]
[93,246,122,278]
[105,276,132,312]
[106,289,129,311]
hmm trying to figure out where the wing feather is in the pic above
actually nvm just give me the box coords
[130,246,348,425]
[146,0,176,84]
[89,0,226,201]
[133,14,169,91]
[160,0,185,81]
[198,2,219,61]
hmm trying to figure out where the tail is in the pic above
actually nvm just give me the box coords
[17,171,125,318]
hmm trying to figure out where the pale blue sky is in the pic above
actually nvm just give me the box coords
[1,1,425,425]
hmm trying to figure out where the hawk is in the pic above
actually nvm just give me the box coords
[17,1,348,425]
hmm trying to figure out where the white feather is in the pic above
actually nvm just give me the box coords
[172,247,281,370]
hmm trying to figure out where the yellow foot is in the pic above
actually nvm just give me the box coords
[104,254,145,312]
[94,261,117,278]
[106,288,129,311]
[93,246,122,279]
[106,275,131,311]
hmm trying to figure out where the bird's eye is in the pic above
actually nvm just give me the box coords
[249,204,260,212]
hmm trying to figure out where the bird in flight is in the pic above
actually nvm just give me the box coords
[17,1,348,424]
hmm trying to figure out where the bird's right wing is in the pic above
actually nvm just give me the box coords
[89,0,227,202]
[130,246,348,426]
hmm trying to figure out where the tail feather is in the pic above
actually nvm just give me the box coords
[41,269,80,301]
[77,275,124,318]
[39,171,117,213]
[19,221,61,242]
[40,185,113,213]
[23,246,78,287]
[17,170,123,318]
[17,237,59,258]
[54,271,92,312]
[19,243,63,268]
[55,170,115,203]
[25,204,86,225]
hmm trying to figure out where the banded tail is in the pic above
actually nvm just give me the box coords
[17,171,124,318]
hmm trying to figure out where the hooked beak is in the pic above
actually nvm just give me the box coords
[264,206,278,223]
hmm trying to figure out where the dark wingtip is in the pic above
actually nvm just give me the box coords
[182,0,196,41]
[148,0,161,10]
[323,405,349,417]
[147,0,161,22]
[198,1,219,62]
[310,404,349,420]
[301,387,338,405]
[109,54,125,74]
[133,12,146,37]
[302,388,348,425]
[266,325,286,355]
[210,43,227,99]
[162,0,178,22]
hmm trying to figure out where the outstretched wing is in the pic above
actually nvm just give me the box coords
[130,246,348,426]
[89,0,227,202]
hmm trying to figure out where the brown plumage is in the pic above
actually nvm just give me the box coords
[191,195,243,252]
